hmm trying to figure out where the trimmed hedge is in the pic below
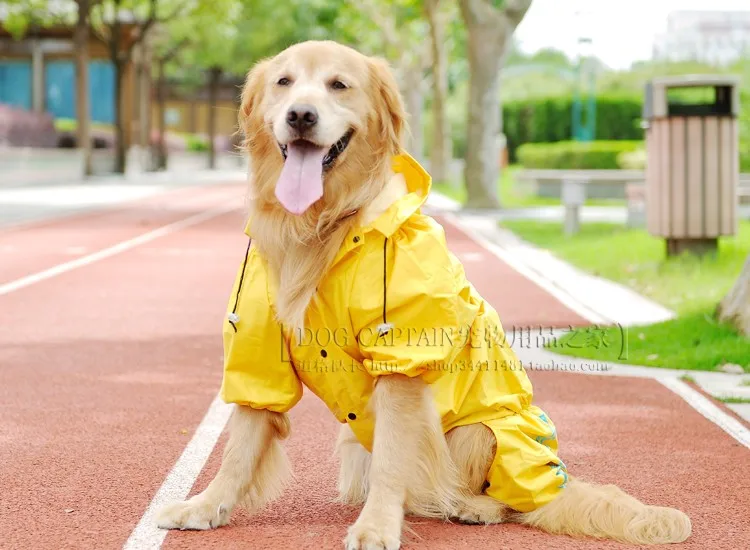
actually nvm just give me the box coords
[503,95,644,162]
[516,140,644,170]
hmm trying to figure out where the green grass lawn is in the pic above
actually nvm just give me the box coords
[717,396,750,404]
[431,165,624,209]
[501,220,750,371]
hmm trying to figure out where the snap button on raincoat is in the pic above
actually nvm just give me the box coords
[220,153,567,512]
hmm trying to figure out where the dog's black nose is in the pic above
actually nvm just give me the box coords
[286,104,318,132]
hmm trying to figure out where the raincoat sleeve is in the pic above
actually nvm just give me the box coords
[220,241,303,413]
[356,222,465,380]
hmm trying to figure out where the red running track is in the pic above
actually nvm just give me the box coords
[0,183,748,550]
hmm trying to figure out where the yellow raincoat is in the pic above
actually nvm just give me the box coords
[220,153,567,513]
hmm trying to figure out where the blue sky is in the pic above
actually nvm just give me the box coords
[515,0,750,69]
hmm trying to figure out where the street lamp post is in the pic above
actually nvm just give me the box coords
[567,6,597,235]
[572,6,597,142]
[573,36,596,142]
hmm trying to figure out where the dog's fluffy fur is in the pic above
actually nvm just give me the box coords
[156,41,691,549]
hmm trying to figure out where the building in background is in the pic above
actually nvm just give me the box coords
[0,21,240,153]
[0,23,147,150]
[653,10,750,66]
[152,75,241,140]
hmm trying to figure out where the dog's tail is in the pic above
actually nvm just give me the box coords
[516,478,691,545]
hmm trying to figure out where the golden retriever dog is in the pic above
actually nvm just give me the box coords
[156,40,691,549]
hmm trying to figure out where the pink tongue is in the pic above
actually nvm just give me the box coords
[275,142,327,215]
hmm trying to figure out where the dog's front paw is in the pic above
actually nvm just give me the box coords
[345,518,401,550]
[155,496,231,530]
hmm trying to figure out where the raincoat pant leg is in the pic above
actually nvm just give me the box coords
[481,405,568,513]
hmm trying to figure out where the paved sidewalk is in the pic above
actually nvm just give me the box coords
[0,168,246,229]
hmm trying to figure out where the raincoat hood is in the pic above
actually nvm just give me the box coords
[360,153,431,236]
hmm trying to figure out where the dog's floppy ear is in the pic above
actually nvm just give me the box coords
[368,57,407,156]
[238,58,271,138]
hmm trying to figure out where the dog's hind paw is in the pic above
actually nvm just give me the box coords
[155,497,230,530]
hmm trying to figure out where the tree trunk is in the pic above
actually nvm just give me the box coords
[74,0,92,176]
[156,60,167,170]
[401,64,424,162]
[459,0,532,209]
[113,60,126,174]
[425,0,451,184]
[207,67,222,170]
[463,29,503,208]
[717,254,750,336]
[138,44,151,152]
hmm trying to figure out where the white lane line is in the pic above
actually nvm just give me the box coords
[123,394,233,550]
[659,378,750,450]
[442,212,609,325]
[0,202,236,297]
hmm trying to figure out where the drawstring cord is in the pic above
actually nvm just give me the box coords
[228,237,252,332]
[228,232,391,336]
[377,236,393,337]
[230,210,357,333]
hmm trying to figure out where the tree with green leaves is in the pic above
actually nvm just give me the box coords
[153,0,239,169]
[2,0,98,176]
[155,0,337,169]
[148,30,187,170]
[354,0,431,159]
[459,0,532,208]
[89,0,178,174]
[86,0,236,173]
[73,0,99,176]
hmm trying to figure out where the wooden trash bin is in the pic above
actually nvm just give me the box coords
[642,75,741,256]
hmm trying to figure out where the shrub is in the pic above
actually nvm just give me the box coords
[186,134,209,152]
[617,148,647,170]
[503,94,644,161]
[516,140,644,170]
[54,118,77,133]
[0,104,58,148]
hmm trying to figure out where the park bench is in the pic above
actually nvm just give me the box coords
[740,174,750,205]
[516,169,645,200]
[519,169,749,203]
[625,182,647,228]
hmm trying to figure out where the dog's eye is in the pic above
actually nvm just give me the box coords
[331,80,348,90]
[277,77,291,86]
